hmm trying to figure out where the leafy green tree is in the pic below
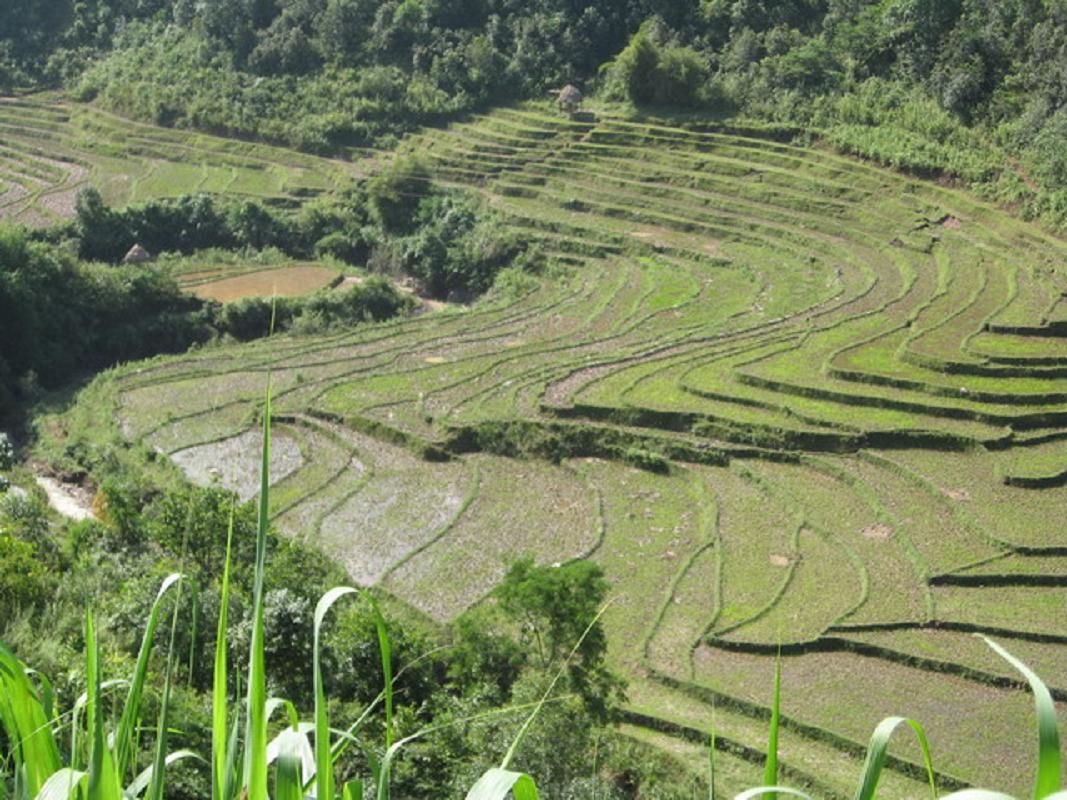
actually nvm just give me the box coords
[603,21,709,107]
[496,557,625,721]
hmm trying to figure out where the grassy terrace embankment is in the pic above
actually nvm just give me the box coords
[43,99,1067,795]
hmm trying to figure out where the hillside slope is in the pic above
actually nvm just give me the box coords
[58,101,1067,795]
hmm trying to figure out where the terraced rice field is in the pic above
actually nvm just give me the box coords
[57,100,1067,794]
[184,264,342,302]
[0,94,360,226]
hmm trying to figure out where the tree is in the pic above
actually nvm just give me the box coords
[495,557,625,721]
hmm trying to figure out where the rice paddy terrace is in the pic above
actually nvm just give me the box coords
[0,95,358,226]
[52,100,1067,794]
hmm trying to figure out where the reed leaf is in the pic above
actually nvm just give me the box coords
[84,611,120,800]
[314,587,359,800]
[0,644,61,797]
[114,573,183,783]
[501,601,612,770]
[126,751,200,799]
[243,374,273,800]
[734,788,814,800]
[272,729,307,800]
[465,767,540,800]
[212,507,236,800]
[980,637,1061,799]
[30,769,85,800]
[763,653,781,797]
[851,716,936,800]
[145,573,187,800]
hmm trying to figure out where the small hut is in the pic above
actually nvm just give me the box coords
[557,84,583,114]
[123,243,152,265]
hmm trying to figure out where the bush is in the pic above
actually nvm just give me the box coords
[367,156,432,234]
[602,22,710,108]
[0,534,51,609]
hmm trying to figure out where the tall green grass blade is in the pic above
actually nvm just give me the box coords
[243,374,273,800]
[851,716,936,800]
[0,644,61,797]
[708,725,716,800]
[212,507,236,800]
[342,779,363,800]
[981,637,1061,799]
[187,579,200,687]
[314,587,359,800]
[272,729,306,800]
[501,601,612,770]
[366,597,394,751]
[30,769,85,800]
[735,788,814,800]
[84,611,121,800]
[763,652,781,796]
[465,767,540,800]
[114,573,183,782]
[126,751,201,799]
[146,573,187,800]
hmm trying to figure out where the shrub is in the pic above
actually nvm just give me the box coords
[602,21,710,108]
[367,156,432,234]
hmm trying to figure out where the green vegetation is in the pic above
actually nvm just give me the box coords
[5,1,1067,794]
[31,101,1061,795]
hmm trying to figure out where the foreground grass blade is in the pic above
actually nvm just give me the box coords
[981,637,1061,799]
[126,751,200,799]
[31,769,86,800]
[735,788,814,800]
[84,611,121,800]
[0,644,61,797]
[465,768,540,800]
[367,597,394,751]
[243,375,273,800]
[314,587,359,800]
[763,653,781,796]
[114,573,183,783]
[273,729,306,800]
[939,792,1015,800]
[851,716,936,800]
[212,507,236,800]
[146,574,187,800]
[501,601,612,770]
[708,722,716,800]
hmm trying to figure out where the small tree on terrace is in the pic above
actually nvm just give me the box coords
[495,557,625,721]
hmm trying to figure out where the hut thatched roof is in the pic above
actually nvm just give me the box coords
[123,243,152,264]
[558,84,582,105]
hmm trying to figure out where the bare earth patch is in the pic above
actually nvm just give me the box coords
[861,522,893,540]
[34,476,95,521]
[941,487,971,501]
[769,553,791,567]
[171,429,303,500]
[941,215,962,230]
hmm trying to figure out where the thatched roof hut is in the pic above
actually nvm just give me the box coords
[558,84,583,113]
[123,243,152,264]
